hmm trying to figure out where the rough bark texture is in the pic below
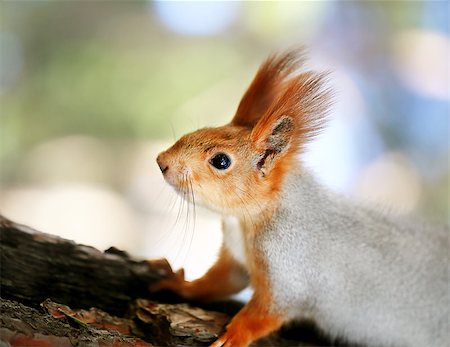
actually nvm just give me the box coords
[0,215,163,316]
[0,214,331,346]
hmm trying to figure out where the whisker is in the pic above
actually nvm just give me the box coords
[152,189,181,248]
[166,188,179,215]
[154,175,188,258]
[184,178,197,264]
[174,185,187,227]
[180,178,191,263]
[174,174,190,265]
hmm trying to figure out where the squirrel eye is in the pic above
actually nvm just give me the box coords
[209,153,231,170]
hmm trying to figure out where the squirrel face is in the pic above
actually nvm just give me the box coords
[157,50,331,219]
[157,125,282,217]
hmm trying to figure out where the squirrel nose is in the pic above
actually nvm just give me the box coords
[156,154,169,174]
[160,164,169,174]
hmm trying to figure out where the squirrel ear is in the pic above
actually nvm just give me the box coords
[251,115,294,177]
[231,49,304,128]
[250,70,331,177]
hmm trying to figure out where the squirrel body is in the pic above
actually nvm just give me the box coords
[258,169,448,347]
[153,50,449,347]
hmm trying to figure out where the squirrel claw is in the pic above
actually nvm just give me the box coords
[148,261,186,294]
[210,330,249,347]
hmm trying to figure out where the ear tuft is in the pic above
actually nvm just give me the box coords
[249,68,332,176]
[231,48,306,128]
[232,49,332,176]
[252,71,332,147]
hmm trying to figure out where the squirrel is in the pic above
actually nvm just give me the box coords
[152,50,449,347]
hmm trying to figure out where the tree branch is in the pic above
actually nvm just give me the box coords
[0,214,329,346]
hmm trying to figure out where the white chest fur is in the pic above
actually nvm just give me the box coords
[222,216,247,268]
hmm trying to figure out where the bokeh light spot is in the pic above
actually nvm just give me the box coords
[152,1,239,36]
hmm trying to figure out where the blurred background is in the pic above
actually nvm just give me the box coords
[1,1,449,281]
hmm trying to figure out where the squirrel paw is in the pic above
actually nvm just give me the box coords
[148,259,187,295]
[210,325,250,347]
[210,305,282,347]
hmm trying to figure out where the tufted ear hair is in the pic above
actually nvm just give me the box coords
[231,49,305,128]
[250,70,332,177]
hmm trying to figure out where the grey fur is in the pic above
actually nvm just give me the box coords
[251,169,449,347]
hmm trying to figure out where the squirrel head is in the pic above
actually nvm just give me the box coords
[157,49,331,217]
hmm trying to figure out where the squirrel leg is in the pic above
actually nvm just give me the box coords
[149,246,249,302]
[210,294,283,347]
[210,245,284,347]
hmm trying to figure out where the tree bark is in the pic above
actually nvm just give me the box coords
[0,214,330,346]
[0,214,164,316]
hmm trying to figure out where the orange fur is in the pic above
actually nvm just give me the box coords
[157,125,283,218]
[211,237,283,347]
[232,49,306,128]
[155,49,332,347]
[210,300,283,347]
[150,246,248,302]
[184,246,249,301]
[251,71,331,155]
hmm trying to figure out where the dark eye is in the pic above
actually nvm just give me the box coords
[209,153,231,170]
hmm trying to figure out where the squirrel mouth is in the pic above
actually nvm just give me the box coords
[164,175,195,198]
